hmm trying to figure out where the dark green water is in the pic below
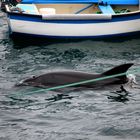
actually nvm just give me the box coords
[0,12,140,140]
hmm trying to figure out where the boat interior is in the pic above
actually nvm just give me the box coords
[14,3,139,15]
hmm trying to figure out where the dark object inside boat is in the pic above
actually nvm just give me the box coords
[0,0,21,12]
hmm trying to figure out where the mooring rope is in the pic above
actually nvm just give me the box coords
[10,67,140,97]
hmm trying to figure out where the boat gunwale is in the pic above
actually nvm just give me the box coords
[6,9,140,17]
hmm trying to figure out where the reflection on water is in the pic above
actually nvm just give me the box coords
[107,85,131,103]
[45,94,74,102]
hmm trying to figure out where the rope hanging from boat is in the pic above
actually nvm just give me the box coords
[10,67,140,97]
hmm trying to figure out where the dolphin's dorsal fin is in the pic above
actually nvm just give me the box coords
[103,63,134,81]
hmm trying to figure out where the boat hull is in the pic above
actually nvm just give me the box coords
[7,12,140,39]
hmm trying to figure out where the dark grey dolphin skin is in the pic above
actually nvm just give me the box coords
[18,63,133,88]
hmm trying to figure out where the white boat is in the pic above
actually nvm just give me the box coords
[1,0,140,39]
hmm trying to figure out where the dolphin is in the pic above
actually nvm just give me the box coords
[17,63,134,89]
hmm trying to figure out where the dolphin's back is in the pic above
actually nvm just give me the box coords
[36,71,99,85]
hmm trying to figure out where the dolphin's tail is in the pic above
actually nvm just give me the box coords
[103,63,134,81]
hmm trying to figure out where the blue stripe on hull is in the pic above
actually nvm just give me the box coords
[8,12,140,23]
